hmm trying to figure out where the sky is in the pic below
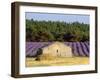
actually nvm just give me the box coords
[25,12,90,24]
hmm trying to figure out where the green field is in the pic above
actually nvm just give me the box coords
[26,57,89,67]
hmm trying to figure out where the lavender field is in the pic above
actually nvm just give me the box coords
[26,42,89,57]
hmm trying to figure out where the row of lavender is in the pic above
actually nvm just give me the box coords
[26,42,89,57]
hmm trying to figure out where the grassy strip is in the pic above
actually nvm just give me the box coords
[26,57,89,67]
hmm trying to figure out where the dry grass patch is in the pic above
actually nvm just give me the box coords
[26,56,89,67]
[35,54,57,61]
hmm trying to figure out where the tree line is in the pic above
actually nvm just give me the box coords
[26,19,89,42]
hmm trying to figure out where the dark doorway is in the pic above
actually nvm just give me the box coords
[57,49,58,53]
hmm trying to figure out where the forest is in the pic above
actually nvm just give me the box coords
[26,19,89,42]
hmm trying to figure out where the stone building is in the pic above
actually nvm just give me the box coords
[39,42,73,57]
